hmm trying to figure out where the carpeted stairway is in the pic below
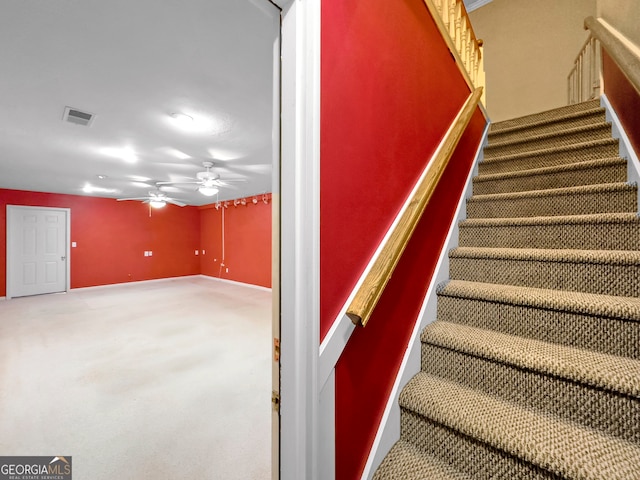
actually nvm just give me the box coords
[373,99,640,479]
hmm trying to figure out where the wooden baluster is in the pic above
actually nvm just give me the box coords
[465,27,471,72]
[454,2,462,55]
[469,44,477,85]
[448,0,456,41]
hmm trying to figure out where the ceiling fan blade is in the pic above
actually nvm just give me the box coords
[156,180,202,186]
[219,178,246,183]
[117,197,152,201]
[166,199,187,207]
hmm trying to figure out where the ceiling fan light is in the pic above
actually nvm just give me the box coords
[199,186,219,196]
[150,200,167,208]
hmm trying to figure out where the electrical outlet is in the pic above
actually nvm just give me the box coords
[226,267,229,273]
[202,249,206,255]
[144,251,149,257]
[148,251,153,257]
[195,250,199,255]
[72,242,77,248]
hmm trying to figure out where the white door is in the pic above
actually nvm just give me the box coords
[7,206,69,298]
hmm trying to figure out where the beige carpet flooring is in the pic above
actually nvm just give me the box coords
[0,276,272,479]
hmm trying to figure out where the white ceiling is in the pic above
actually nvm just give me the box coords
[0,0,280,206]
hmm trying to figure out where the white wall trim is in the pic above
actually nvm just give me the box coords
[318,98,486,390]
[600,94,640,212]
[198,274,272,292]
[70,275,199,291]
[278,0,322,479]
[361,121,490,479]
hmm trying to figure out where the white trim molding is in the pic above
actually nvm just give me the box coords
[278,0,322,479]
[600,94,640,212]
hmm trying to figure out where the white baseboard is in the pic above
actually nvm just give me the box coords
[69,274,272,293]
[361,121,490,479]
[600,94,640,213]
[70,275,203,292]
[196,274,271,292]
[198,274,272,292]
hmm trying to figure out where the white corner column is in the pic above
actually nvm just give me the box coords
[278,0,323,479]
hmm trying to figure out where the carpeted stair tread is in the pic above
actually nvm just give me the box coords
[488,107,607,143]
[484,122,612,156]
[448,246,640,296]
[372,439,472,480]
[458,212,640,250]
[472,157,626,195]
[466,182,637,218]
[420,342,640,444]
[420,321,640,398]
[437,284,640,359]
[449,246,640,265]
[479,138,620,174]
[399,372,640,480]
[400,410,563,479]
[438,279,640,323]
[489,99,601,132]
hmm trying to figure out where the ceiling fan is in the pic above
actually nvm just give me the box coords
[116,190,186,208]
[157,161,245,196]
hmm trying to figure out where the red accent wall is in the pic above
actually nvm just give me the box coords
[0,189,272,296]
[321,0,488,478]
[320,0,473,340]
[199,196,272,288]
[603,49,640,157]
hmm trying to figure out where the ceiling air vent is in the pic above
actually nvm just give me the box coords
[63,106,95,127]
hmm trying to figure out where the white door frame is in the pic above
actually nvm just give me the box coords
[275,0,322,479]
[6,205,71,299]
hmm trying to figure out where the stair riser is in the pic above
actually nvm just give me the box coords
[478,142,619,175]
[485,126,612,158]
[449,256,640,297]
[467,188,637,219]
[421,343,640,444]
[400,410,558,479]
[490,100,601,133]
[436,295,640,359]
[458,220,640,250]
[472,162,626,195]
[488,110,607,143]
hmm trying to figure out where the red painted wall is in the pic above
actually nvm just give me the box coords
[1,189,272,296]
[0,189,200,296]
[199,196,272,288]
[603,49,640,157]
[321,0,473,340]
[321,0,488,478]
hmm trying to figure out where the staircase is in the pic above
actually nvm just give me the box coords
[373,99,640,479]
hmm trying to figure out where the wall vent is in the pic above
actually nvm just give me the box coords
[63,106,95,126]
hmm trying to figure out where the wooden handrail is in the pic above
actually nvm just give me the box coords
[584,16,640,96]
[346,88,483,327]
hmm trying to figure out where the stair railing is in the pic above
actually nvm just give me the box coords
[346,87,483,327]
[425,0,486,105]
[568,35,601,104]
[569,16,640,104]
